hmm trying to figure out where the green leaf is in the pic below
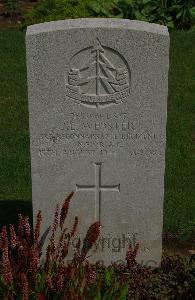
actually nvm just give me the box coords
[94,292,102,300]
[176,11,183,19]
[105,269,112,286]
[143,2,159,13]
[170,5,182,10]
[190,7,195,15]
[142,0,152,4]
[100,7,111,16]
[166,20,175,28]
[118,285,129,300]
[123,0,134,5]
[135,10,147,21]
[88,1,102,14]
[114,12,124,18]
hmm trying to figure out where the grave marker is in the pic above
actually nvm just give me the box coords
[26,19,170,266]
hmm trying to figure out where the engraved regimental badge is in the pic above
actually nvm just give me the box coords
[66,38,131,108]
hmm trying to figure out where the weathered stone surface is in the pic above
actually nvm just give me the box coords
[26,18,169,266]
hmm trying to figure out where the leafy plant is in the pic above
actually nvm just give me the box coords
[149,255,195,298]
[168,0,195,29]
[23,0,195,29]
[0,192,195,298]
[136,0,175,28]
[86,0,121,18]
[116,0,195,29]
[24,0,92,26]
[0,192,129,299]
[3,0,19,18]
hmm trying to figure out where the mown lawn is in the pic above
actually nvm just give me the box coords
[0,29,194,235]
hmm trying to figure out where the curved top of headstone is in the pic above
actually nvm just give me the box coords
[26,18,169,36]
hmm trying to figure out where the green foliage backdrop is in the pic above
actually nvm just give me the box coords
[23,0,195,29]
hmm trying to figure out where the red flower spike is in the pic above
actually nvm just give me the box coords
[61,243,69,259]
[126,242,140,268]
[76,238,81,250]
[24,216,31,242]
[50,239,56,255]
[19,272,29,300]
[60,191,74,230]
[1,226,8,250]
[9,224,17,249]
[51,204,59,240]
[44,244,51,274]
[45,275,53,290]
[0,226,13,285]
[38,294,47,300]
[81,222,101,260]
[71,216,79,237]
[29,247,39,274]
[56,228,68,261]
[2,250,13,285]
[17,214,24,242]
[54,265,65,291]
[85,261,96,284]
[33,210,42,246]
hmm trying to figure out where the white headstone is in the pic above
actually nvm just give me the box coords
[26,18,169,266]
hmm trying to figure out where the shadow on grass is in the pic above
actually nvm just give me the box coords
[0,200,33,230]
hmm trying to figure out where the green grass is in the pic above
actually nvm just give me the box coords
[0,30,31,201]
[0,29,194,234]
[164,30,195,235]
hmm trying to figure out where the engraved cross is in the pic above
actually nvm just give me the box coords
[76,162,120,222]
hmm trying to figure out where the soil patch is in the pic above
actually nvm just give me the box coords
[0,0,35,29]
